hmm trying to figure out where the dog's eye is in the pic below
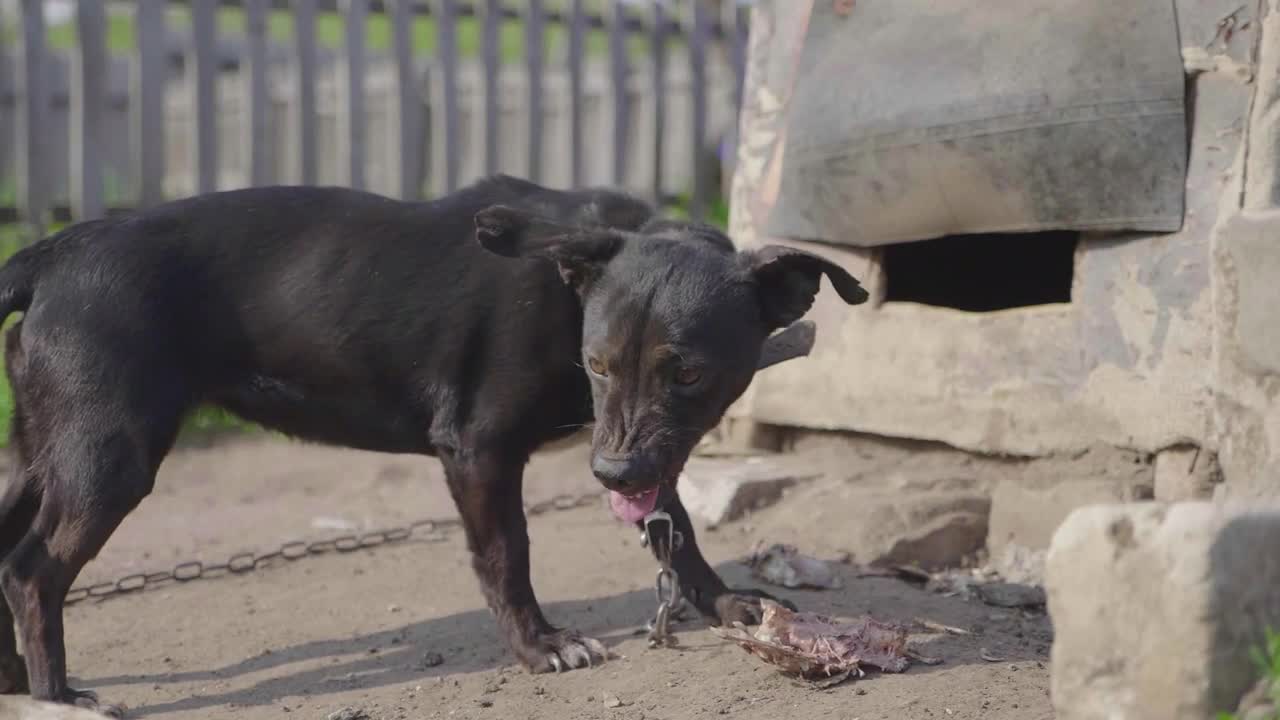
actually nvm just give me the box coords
[587,357,608,377]
[673,367,702,386]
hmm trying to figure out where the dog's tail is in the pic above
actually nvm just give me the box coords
[0,219,111,323]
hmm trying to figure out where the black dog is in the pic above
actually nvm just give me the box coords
[0,175,867,714]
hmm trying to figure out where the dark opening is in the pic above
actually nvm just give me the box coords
[881,230,1078,312]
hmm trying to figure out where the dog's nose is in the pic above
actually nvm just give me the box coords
[591,453,647,491]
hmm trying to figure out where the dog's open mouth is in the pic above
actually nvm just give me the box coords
[608,486,662,524]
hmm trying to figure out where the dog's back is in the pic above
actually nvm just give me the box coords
[0,177,653,455]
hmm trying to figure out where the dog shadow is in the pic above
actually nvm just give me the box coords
[79,562,1045,717]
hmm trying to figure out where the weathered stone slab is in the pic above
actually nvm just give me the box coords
[1046,502,1280,720]
[744,476,992,570]
[0,697,114,719]
[678,455,822,526]
[987,476,1151,555]
[1153,444,1219,502]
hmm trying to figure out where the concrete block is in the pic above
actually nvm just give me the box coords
[876,505,990,570]
[1046,502,1280,720]
[1223,213,1280,375]
[0,696,114,719]
[1154,444,1219,501]
[746,477,992,570]
[678,455,821,526]
[987,477,1151,555]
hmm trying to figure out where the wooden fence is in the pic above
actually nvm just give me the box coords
[0,0,749,234]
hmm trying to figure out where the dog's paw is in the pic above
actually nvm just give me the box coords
[713,588,798,627]
[0,654,27,694]
[523,629,609,673]
[60,688,126,718]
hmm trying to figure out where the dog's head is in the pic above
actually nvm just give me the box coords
[475,205,868,523]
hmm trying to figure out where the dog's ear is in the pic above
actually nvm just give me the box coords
[748,245,869,329]
[475,205,623,290]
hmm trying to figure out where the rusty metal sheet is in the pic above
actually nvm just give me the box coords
[765,0,1187,247]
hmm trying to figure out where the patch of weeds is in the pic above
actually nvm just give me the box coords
[1218,627,1280,720]
[665,192,731,231]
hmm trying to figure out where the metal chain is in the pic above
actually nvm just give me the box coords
[640,511,685,649]
[64,490,606,607]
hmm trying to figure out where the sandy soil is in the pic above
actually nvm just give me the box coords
[44,436,1053,720]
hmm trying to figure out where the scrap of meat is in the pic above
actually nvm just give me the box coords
[747,543,843,590]
[710,599,911,680]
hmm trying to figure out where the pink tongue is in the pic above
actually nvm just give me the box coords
[609,487,660,524]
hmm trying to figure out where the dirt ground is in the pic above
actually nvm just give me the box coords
[44,435,1053,720]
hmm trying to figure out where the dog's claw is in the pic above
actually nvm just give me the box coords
[532,629,607,674]
[63,688,124,718]
[714,588,796,627]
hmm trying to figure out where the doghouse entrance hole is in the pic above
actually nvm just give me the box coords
[882,230,1078,312]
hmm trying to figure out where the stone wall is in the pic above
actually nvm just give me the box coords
[1213,0,1280,501]
[728,0,1278,501]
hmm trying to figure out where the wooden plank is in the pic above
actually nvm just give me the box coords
[389,0,420,199]
[0,13,6,195]
[340,0,369,189]
[436,0,461,192]
[133,1,167,207]
[243,0,272,187]
[71,1,107,220]
[689,0,711,221]
[190,0,219,195]
[730,2,749,113]
[650,0,668,204]
[567,0,585,188]
[480,0,501,176]
[607,0,629,186]
[16,0,49,235]
[294,0,319,185]
[524,0,546,183]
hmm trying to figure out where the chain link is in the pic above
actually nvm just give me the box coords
[641,511,684,649]
[64,491,605,607]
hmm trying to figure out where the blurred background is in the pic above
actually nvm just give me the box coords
[0,0,743,240]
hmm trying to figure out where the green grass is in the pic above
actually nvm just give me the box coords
[24,5,654,63]
[666,191,730,230]
[1217,627,1280,720]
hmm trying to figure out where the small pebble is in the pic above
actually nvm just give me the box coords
[602,694,624,709]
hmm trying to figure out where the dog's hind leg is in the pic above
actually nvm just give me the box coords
[0,360,40,695]
[440,448,607,673]
[0,354,185,717]
[0,424,166,718]
[0,463,37,694]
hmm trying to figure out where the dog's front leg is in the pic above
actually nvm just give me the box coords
[441,449,607,672]
[641,493,796,627]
